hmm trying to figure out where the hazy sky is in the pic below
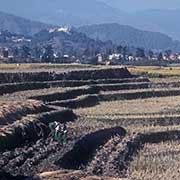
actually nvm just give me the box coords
[100,0,180,12]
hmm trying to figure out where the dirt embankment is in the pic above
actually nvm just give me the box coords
[48,95,99,109]
[3,78,180,97]
[0,124,126,178]
[102,130,180,177]
[57,127,126,170]
[0,100,49,126]
[0,68,132,84]
[31,86,99,102]
[0,170,127,180]
[0,108,77,152]
[37,170,127,180]
[100,88,180,101]
[0,77,149,96]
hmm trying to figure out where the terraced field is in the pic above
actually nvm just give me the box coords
[1,65,180,180]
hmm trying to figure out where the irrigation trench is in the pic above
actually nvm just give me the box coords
[1,68,180,179]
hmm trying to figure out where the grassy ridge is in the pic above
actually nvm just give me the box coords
[128,66,180,77]
[0,63,98,71]
[1,64,180,78]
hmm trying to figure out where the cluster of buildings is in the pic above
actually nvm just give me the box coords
[102,52,180,65]
[1,46,180,65]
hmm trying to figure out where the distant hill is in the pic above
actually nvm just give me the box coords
[78,23,180,51]
[1,11,180,53]
[99,0,180,13]
[0,0,130,26]
[97,1,180,40]
[133,9,180,40]
[1,0,180,41]
[32,27,114,57]
[0,28,114,59]
[0,30,32,44]
[0,11,54,36]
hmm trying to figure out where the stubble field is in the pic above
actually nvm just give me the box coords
[1,64,180,180]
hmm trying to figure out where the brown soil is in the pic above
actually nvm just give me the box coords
[37,170,127,180]
[2,67,180,180]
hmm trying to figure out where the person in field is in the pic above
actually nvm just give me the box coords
[49,121,67,145]
[60,123,67,144]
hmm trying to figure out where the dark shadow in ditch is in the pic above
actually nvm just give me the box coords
[0,171,33,180]
[56,126,126,170]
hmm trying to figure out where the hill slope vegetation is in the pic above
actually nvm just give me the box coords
[78,23,180,51]
[0,11,54,35]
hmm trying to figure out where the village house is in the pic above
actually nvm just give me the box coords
[97,54,103,64]
[109,53,122,61]
[177,54,180,61]
[169,54,178,61]
[128,55,135,61]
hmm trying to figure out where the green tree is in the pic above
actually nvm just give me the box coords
[2,48,9,58]
[122,46,128,60]
[12,47,19,58]
[158,52,163,61]
[21,45,31,58]
[117,45,123,54]
[164,49,172,59]
[136,48,145,58]
[42,45,55,62]
[148,50,154,59]
[33,46,42,59]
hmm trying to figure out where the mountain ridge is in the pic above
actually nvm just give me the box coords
[1,0,180,40]
[78,23,180,51]
[0,0,129,26]
[1,10,180,52]
[0,11,54,36]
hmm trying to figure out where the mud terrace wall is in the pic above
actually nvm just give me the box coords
[0,68,132,83]
[0,77,149,96]
[100,88,180,101]
[48,95,99,109]
[95,82,150,91]
[58,127,126,170]
[31,86,99,102]
[2,78,180,97]
[0,108,77,152]
[0,101,50,126]
[37,170,127,180]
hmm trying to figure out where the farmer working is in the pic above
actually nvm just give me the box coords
[49,121,67,145]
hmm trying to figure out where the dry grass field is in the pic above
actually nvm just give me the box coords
[0,63,180,75]
[0,63,98,72]
[129,141,180,180]
[1,64,180,180]
[76,96,180,116]
[128,66,180,77]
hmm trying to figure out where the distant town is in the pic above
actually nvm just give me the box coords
[1,45,180,66]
